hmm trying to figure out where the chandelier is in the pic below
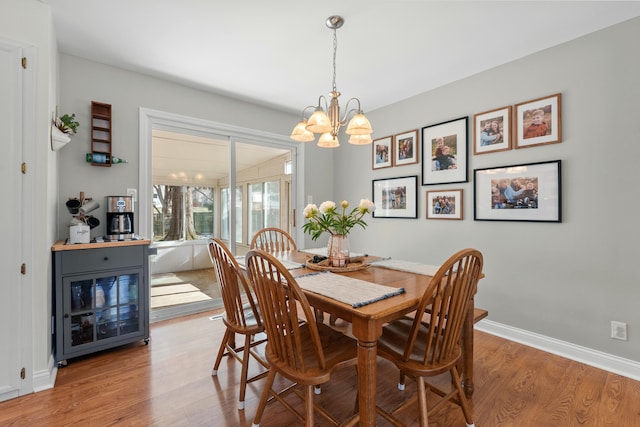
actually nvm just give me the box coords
[289,15,373,148]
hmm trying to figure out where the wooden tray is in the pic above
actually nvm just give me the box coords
[304,259,370,273]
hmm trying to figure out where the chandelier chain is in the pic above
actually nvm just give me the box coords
[332,27,338,93]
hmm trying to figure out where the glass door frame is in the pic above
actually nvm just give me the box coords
[138,108,304,255]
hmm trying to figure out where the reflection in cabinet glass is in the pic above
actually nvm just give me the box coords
[67,274,140,348]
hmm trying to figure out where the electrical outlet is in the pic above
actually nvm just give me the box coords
[127,188,137,202]
[611,321,628,341]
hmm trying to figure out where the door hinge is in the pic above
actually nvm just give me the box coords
[22,162,27,174]
[21,264,26,275]
[21,57,27,69]
[20,368,26,380]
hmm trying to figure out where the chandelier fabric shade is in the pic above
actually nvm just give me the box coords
[306,108,332,134]
[317,133,340,148]
[345,113,373,135]
[348,134,373,145]
[290,120,315,142]
[289,16,373,148]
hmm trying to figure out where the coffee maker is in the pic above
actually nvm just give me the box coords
[106,196,134,241]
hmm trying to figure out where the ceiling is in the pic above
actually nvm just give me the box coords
[47,1,639,184]
[48,1,640,115]
[152,129,289,185]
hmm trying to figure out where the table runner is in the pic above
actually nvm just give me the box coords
[295,271,405,308]
[301,247,366,258]
[369,258,448,276]
[236,255,304,271]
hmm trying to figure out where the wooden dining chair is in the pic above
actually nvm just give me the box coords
[250,227,297,253]
[250,227,326,323]
[375,248,483,427]
[245,249,360,427]
[207,238,269,410]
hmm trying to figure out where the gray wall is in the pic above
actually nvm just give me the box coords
[57,54,334,241]
[335,18,640,362]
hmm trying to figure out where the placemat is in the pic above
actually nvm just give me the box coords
[369,258,447,276]
[296,271,405,308]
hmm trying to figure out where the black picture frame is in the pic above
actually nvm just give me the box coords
[473,160,561,222]
[421,117,468,185]
[372,175,418,218]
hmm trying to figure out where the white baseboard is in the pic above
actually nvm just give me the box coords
[32,354,57,392]
[476,319,640,381]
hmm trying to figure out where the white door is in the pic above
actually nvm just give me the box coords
[0,39,24,402]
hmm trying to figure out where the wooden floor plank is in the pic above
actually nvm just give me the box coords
[1,311,639,426]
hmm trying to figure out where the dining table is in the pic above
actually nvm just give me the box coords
[269,250,487,427]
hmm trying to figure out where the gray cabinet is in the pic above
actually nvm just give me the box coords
[52,241,150,366]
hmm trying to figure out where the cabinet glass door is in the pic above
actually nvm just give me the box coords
[69,279,96,347]
[64,270,141,352]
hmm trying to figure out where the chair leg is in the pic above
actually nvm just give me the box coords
[398,371,406,390]
[252,368,277,427]
[212,328,232,375]
[305,385,315,427]
[416,377,429,427]
[237,334,253,410]
[451,368,475,427]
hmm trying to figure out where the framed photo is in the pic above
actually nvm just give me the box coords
[426,189,463,220]
[515,93,562,149]
[421,117,468,185]
[372,136,393,169]
[473,106,512,155]
[393,129,419,166]
[474,160,561,222]
[372,175,418,218]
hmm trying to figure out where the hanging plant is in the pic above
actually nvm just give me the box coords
[55,113,80,135]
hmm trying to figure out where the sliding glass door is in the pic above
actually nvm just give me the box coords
[140,109,300,321]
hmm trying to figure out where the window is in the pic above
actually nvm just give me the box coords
[152,185,214,241]
[248,180,281,241]
[221,186,243,243]
[191,186,214,237]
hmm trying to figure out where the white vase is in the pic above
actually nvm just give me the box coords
[327,234,350,267]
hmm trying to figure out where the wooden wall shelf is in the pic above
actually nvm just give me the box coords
[90,101,112,167]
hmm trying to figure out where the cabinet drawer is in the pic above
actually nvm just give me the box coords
[61,246,143,275]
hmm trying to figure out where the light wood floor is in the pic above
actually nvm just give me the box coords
[2,310,639,426]
[151,268,221,308]
[150,268,223,322]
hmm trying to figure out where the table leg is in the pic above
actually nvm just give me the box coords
[357,339,378,427]
[462,299,475,398]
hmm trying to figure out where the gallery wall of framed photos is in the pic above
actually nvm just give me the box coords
[371,92,563,223]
